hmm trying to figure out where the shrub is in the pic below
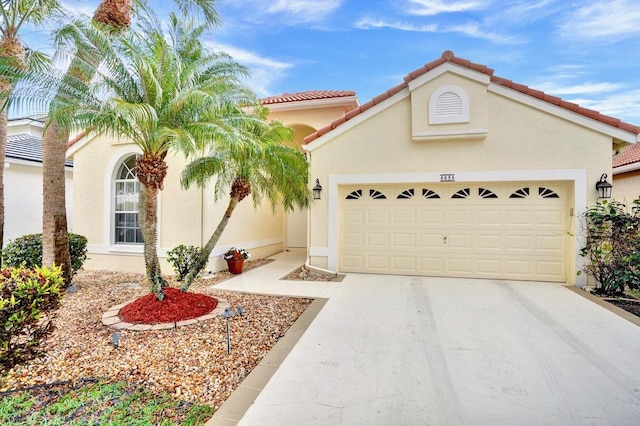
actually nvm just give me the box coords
[167,245,203,281]
[0,265,64,368]
[2,233,88,278]
[581,199,640,295]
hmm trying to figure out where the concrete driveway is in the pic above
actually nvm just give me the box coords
[212,252,640,425]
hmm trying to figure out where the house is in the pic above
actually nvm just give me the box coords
[67,91,357,273]
[68,51,640,287]
[4,118,73,245]
[303,51,640,287]
[612,143,640,207]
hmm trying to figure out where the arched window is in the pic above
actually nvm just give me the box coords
[114,155,142,244]
[428,85,470,124]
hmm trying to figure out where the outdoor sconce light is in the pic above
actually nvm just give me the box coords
[595,173,613,199]
[313,179,323,200]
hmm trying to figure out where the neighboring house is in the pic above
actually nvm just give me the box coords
[612,142,640,207]
[303,51,640,287]
[4,118,73,245]
[67,91,357,273]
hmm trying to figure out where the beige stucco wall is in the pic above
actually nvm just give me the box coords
[72,133,287,274]
[613,170,640,207]
[306,70,617,284]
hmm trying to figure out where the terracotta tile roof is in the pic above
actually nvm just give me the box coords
[261,90,356,105]
[8,133,73,167]
[304,50,640,144]
[613,142,640,168]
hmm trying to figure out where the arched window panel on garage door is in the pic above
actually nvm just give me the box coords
[346,189,363,200]
[397,188,415,199]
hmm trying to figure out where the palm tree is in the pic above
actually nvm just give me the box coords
[71,11,255,299]
[0,0,61,263]
[41,0,222,285]
[179,106,311,291]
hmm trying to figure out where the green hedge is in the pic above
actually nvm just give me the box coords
[0,265,64,368]
[2,233,88,277]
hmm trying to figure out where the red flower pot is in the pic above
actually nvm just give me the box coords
[227,258,244,274]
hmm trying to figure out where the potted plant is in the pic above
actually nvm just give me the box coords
[222,247,250,274]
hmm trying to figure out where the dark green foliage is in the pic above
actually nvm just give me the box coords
[0,266,64,368]
[581,199,640,295]
[2,234,88,279]
[167,244,204,281]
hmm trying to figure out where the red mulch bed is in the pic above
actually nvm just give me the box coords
[118,287,218,324]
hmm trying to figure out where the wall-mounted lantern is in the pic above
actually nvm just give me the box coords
[313,179,323,200]
[595,173,613,199]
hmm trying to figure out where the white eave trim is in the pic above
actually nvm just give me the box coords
[413,128,488,141]
[489,84,640,143]
[407,63,491,92]
[66,131,100,158]
[613,163,640,175]
[265,96,359,112]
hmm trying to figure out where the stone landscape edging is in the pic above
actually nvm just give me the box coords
[101,298,231,330]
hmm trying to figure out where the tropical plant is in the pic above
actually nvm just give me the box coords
[0,0,62,265]
[166,244,202,281]
[63,7,255,299]
[2,233,88,278]
[580,199,640,295]
[39,0,223,288]
[179,106,311,291]
[0,265,63,368]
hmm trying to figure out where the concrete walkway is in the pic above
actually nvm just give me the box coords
[210,250,640,425]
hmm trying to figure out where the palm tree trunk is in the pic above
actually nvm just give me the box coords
[41,1,133,286]
[42,121,72,282]
[0,106,7,263]
[140,183,168,299]
[181,197,239,291]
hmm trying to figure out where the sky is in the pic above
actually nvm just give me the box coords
[20,0,640,126]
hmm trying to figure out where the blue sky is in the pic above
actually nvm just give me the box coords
[24,0,640,125]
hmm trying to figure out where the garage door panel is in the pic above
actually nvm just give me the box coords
[420,210,445,225]
[393,233,417,247]
[477,234,502,250]
[477,210,503,225]
[420,234,444,248]
[367,210,390,224]
[449,210,474,225]
[343,210,365,224]
[393,210,418,225]
[366,233,389,248]
[340,183,569,282]
[536,210,565,226]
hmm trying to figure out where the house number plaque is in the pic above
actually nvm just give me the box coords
[440,174,455,182]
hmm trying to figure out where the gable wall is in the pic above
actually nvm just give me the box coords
[306,72,615,283]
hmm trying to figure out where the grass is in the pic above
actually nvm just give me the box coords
[0,379,214,425]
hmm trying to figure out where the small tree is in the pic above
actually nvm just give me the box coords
[581,199,640,295]
[179,107,311,291]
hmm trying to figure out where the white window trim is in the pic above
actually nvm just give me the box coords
[105,146,145,253]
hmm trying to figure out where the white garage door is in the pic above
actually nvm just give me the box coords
[340,182,570,282]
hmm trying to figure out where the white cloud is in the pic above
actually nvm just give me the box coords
[569,90,640,123]
[448,22,525,44]
[354,17,438,32]
[560,0,640,40]
[210,43,293,97]
[536,82,624,96]
[406,0,489,16]
[229,0,343,25]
